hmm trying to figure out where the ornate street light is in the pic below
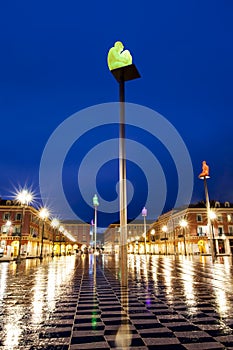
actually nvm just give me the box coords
[15,189,33,263]
[50,218,60,257]
[162,225,168,255]
[142,207,147,254]
[39,207,50,260]
[179,219,188,256]
[92,194,99,254]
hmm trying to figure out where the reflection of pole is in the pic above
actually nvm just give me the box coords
[165,231,167,255]
[183,227,187,256]
[39,221,45,260]
[59,231,62,256]
[172,217,176,255]
[52,228,55,258]
[162,225,168,255]
[16,205,25,263]
[119,78,128,287]
[211,222,217,256]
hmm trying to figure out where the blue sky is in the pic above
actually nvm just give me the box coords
[1,1,233,227]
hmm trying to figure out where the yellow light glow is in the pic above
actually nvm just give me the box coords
[179,219,188,228]
[209,210,217,220]
[51,218,60,228]
[39,207,50,220]
[15,188,33,206]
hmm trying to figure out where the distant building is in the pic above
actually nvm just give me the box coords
[104,220,152,254]
[62,220,91,250]
[148,201,233,256]
[104,201,233,256]
[0,199,78,259]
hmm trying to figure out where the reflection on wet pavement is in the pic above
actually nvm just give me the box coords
[0,255,233,349]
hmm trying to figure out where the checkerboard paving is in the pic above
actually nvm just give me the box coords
[33,255,233,349]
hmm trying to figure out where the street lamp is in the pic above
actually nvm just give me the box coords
[92,194,99,254]
[179,219,188,256]
[142,207,147,254]
[150,229,155,254]
[108,41,140,286]
[198,161,216,260]
[39,207,49,260]
[162,225,168,255]
[50,218,60,257]
[209,210,217,257]
[15,189,33,263]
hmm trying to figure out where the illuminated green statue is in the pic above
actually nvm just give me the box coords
[107,41,132,71]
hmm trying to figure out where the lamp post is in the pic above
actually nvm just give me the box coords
[162,225,168,255]
[209,210,217,257]
[93,194,99,254]
[50,218,60,258]
[58,225,64,256]
[142,207,147,254]
[63,230,68,255]
[150,229,155,254]
[198,161,216,260]
[90,219,94,251]
[108,41,140,286]
[179,219,188,256]
[15,189,33,263]
[39,207,49,260]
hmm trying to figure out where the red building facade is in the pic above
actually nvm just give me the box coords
[0,200,78,259]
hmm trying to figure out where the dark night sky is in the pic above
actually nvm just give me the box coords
[0,1,233,228]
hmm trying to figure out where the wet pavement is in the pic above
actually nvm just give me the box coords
[1,255,233,349]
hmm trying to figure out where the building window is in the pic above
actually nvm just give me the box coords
[3,213,10,221]
[196,214,203,222]
[217,215,223,222]
[228,226,233,235]
[218,239,225,254]
[227,214,232,222]
[197,226,206,236]
[15,213,22,221]
[1,225,10,233]
[225,201,230,208]
[13,225,21,235]
[218,226,224,235]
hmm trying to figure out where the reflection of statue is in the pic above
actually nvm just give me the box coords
[107,41,132,71]
[198,240,206,254]
[198,160,209,178]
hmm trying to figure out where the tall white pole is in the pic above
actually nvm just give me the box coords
[94,205,97,253]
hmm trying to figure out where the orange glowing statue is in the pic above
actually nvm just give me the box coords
[198,160,209,178]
